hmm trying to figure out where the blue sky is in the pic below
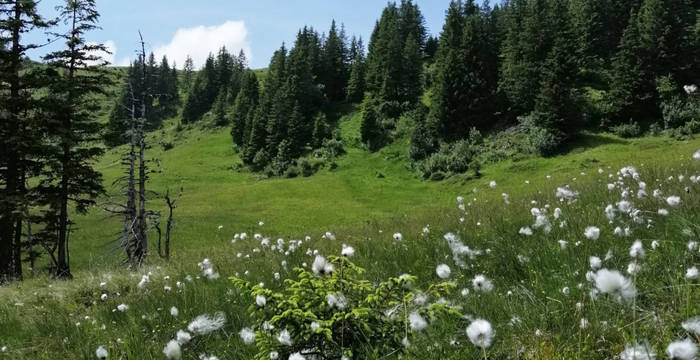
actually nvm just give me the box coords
[27,0,458,69]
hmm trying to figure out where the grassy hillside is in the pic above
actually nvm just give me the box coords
[2,92,700,359]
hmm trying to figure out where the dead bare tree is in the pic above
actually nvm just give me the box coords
[135,31,149,265]
[156,187,182,260]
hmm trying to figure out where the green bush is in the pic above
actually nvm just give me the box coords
[298,158,313,177]
[610,122,641,138]
[283,165,299,178]
[322,138,345,159]
[520,114,564,156]
[657,76,700,130]
[418,140,475,180]
[231,257,459,360]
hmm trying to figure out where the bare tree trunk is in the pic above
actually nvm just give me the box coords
[124,100,137,268]
[27,220,34,278]
[136,32,148,265]
[12,217,22,280]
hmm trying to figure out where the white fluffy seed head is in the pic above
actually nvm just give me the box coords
[666,338,697,360]
[409,312,428,331]
[436,264,451,279]
[239,327,255,345]
[162,340,181,360]
[466,319,494,348]
[95,346,108,359]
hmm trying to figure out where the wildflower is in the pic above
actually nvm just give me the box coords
[562,287,570,295]
[579,318,589,329]
[686,267,699,280]
[289,353,305,360]
[502,193,510,204]
[666,339,697,360]
[100,293,107,301]
[558,240,568,249]
[311,255,334,275]
[341,244,355,257]
[187,312,226,336]
[269,352,279,360]
[605,205,616,221]
[627,262,641,275]
[693,149,700,160]
[681,317,700,335]
[584,226,600,240]
[277,329,292,346]
[556,186,579,203]
[466,319,494,348]
[620,342,656,360]
[666,196,681,207]
[326,293,347,310]
[444,232,482,269]
[117,304,128,312]
[630,240,645,259]
[472,274,494,293]
[162,340,181,360]
[658,209,669,216]
[618,200,633,213]
[258,221,264,226]
[489,180,497,188]
[594,269,637,302]
[239,327,255,345]
[170,306,179,317]
[651,240,660,249]
[393,232,403,241]
[436,264,451,279]
[684,84,698,94]
[95,346,108,359]
[519,227,533,236]
[461,288,470,297]
[409,312,428,331]
[688,242,698,252]
[137,274,150,289]
[176,330,191,344]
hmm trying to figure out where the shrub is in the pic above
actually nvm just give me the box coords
[520,114,564,156]
[418,140,475,180]
[322,138,345,159]
[231,257,459,359]
[283,165,299,178]
[610,122,641,138]
[657,75,700,130]
[298,158,313,177]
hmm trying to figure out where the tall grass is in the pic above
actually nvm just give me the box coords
[1,144,698,359]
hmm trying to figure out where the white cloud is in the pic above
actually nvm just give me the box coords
[153,21,251,69]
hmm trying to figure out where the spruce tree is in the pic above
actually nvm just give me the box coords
[607,10,651,124]
[322,20,349,102]
[0,0,50,281]
[360,93,383,151]
[531,0,579,140]
[346,37,367,102]
[427,0,499,141]
[182,55,194,90]
[40,0,111,279]
[231,70,259,147]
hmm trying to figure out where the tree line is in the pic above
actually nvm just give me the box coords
[105,52,180,146]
